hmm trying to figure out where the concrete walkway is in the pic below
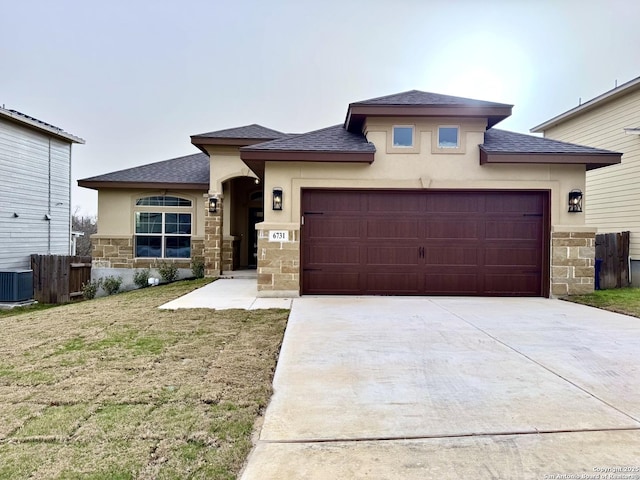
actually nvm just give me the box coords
[159,278,292,310]
[241,296,640,479]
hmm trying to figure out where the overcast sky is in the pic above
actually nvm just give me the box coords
[2,0,639,217]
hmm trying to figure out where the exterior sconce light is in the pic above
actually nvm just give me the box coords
[568,189,583,213]
[208,196,219,213]
[272,187,283,211]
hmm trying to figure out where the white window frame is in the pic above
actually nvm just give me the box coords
[437,125,460,149]
[134,196,193,259]
[392,125,415,148]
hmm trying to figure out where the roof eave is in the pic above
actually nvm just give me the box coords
[531,76,640,133]
[190,136,278,149]
[77,180,209,191]
[240,150,375,179]
[344,104,513,132]
[479,148,622,171]
[0,109,85,144]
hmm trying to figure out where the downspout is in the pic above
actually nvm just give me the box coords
[68,144,72,255]
[48,138,52,254]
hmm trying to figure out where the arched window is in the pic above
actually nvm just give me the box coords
[134,195,192,258]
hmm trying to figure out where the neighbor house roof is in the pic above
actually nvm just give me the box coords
[0,106,85,144]
[345,90,513,133]
[78,153,209,190]
[531,75,640,133]
[240,124,375,177]
[480,129,622,170]
[191,124,286,152]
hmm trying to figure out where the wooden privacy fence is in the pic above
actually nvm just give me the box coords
[31,255,92,304]
[595,232,630,290]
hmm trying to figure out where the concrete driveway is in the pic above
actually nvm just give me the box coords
[241,297,640,479]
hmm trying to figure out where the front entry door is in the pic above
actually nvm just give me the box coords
[248,208,263,268]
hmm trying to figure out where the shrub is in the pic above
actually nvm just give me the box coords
[102,276,123,295]
[133,268,151,288]
[81,279,101,300]
[191,258,205,279]
[158,262,178,283]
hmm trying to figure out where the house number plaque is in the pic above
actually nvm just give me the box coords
[268,230,289,242]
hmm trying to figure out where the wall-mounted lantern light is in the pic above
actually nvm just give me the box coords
[272,187,283,211]
[568,189,583,213]
[208,196,219,213]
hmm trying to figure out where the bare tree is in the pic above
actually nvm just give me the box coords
[72,207,97,257]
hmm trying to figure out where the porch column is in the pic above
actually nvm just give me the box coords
[204,193,223,277]
[551,227,596,296]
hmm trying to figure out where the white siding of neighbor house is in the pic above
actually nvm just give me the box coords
[542,88,640,258]
[0,118,72,270]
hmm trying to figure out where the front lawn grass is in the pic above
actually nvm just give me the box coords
[566,287,640,318]
[0,278,289,479]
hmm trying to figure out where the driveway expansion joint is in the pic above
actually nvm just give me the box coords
[257,426,640,445]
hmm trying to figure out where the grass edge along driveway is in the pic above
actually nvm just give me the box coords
[0,279,289,480]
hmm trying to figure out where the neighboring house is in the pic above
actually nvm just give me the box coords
[531,76,640,285]
[79,90,621,297]
[0,107,85,270]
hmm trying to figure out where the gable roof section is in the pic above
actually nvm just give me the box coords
[345,90,513,133]
[480,129,621,170]
[78,153,209,190]
[191,124,286,152]
[0,106,85,144]
[240,124,375,177]
[531,75,640,132]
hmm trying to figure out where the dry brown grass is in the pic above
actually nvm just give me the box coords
[0,279,289,479]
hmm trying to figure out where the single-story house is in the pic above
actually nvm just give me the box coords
[79,90,622,297]
[0,107,85,270]
[531,75,640,285]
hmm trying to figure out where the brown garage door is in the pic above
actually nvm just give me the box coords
[301,189,549,296]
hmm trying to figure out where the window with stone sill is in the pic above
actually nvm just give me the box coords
[134,196,192,258]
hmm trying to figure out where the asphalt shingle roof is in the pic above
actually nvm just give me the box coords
[481,129,619,154]
[242,124,375,153]
[352,90,512,108]
[192,124,285,139]
[79,153,209,185]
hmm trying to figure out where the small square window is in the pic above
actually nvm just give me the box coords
[438,127,459,148]
[393,126,414,147]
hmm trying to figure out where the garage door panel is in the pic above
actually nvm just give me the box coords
[484,274,541,295]
[366,219,419,239]
[425,219,480,239]
[367,247,418,266]
[485,220,541,240]
[304,191,361,213]
[304,271,360,294]
[305,219,361,239]
[425,194,482,213]
[424,247,478,266]
[367,193,422,213]
[366,273,420,294]
[306,245,360,265]
[484,193,542,214]
[423,273,479,294]
[484,248,541,267]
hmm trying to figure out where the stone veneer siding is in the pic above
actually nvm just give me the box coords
[91,237,204,269]
[550,230,596,296]
[204,196,222,278]
[256,227,300,296]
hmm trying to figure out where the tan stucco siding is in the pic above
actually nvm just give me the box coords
[204,145,258,193]
[96,188,206,237]
[542,89,640,257]
[263,117,586,228]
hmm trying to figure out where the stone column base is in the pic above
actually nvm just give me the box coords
[551,228,596,296]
